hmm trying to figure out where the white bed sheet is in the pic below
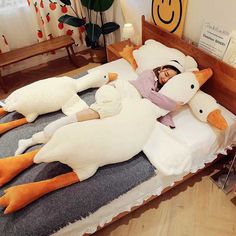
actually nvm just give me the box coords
[143,105,236,175]
[53,59,236,236]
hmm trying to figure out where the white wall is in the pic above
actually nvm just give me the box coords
[184,0,236,43]
[118,0,236,44]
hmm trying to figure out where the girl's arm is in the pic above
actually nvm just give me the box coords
[146,89,180,111]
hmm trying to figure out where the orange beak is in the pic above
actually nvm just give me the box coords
[108,72,118,82]
[207,109,228,131]
[193,68,213,87]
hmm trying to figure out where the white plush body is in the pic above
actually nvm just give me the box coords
[5,77,77,122]
[34,98,158,180]
[3,70,110,122]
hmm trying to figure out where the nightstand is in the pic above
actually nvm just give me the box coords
[106,39,135,62]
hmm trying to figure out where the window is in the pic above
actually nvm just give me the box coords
[0,0,27,9]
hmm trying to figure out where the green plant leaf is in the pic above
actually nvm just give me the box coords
[81,0,95,10]
[93,0,114,12]
[59,0,71,5]
[81,0,114,12]
[58,15,86,27]
[102,22,120,35]
[85,23,102,43]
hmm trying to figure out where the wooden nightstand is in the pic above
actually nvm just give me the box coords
[106,39,135,62]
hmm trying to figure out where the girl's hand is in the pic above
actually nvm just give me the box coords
[175,101,184,110]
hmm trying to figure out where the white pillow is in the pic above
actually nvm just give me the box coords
[133,39,198,74]
[185,55,198,72]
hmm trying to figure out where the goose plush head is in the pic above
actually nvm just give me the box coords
[159,68,213,104]
[188,90,228,130]
[75,70,118,92]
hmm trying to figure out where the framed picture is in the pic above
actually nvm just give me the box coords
[223,33,236,68]
[152,0,188,37]
[198,21,230,59]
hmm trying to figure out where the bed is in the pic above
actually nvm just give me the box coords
[0,16,236,236]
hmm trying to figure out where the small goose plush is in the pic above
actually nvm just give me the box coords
[0,70,117,135]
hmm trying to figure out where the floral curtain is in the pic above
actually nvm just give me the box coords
[0,0,85,54]
[28,0,85,46]
[0,0,86,75]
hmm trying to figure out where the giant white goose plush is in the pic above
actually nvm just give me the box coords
[0,70,118,135]
[0,68,212,214]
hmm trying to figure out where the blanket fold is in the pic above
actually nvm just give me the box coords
[143,122,192,175]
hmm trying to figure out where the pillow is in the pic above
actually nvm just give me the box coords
[188,90,228,131]
[133,39,198,74]
[184,55,199,72]
[119,44,139,70]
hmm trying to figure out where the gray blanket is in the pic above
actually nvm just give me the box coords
[0,75,156,236]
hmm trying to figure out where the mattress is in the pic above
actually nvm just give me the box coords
[0,59,235,236]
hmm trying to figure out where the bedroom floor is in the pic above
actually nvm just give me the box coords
[95,156,236,236]
[0,54,235,236]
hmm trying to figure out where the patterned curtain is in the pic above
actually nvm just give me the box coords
[0,0,86,54]
[0,0,86,75]
[28,0,85,46]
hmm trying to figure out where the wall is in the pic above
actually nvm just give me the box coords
[184,0,236,43]
[119,0,236,44]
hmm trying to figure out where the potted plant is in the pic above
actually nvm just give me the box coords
[58,0,120,63]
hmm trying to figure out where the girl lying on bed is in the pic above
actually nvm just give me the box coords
[0,66,212,214]
[16,60,184,155]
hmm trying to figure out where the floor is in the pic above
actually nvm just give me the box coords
[95,155,236,236]
[0,54,236,236]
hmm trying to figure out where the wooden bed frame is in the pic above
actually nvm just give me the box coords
[89,16,236,235]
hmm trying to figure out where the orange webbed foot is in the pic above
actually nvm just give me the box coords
[0,183,45,214]
[0,150,39,187]
[0,172,79,214]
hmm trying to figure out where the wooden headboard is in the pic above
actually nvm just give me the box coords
[141,16,236,114]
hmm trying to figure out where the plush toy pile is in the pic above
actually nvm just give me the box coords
[0,39,228,214]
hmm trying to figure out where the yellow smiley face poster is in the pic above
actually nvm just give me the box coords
[152,0,188,37]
